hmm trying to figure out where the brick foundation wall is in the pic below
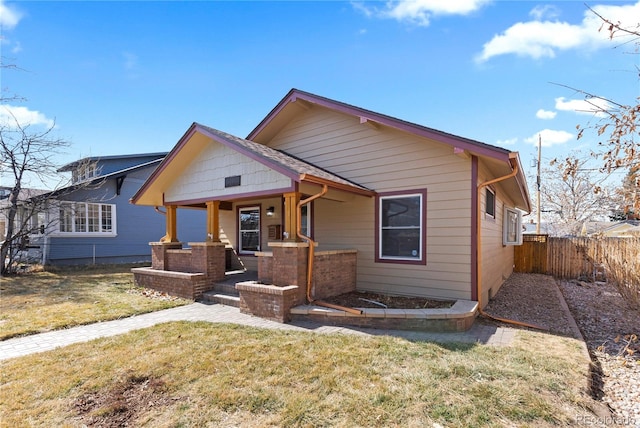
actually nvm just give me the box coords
[132,267,209,300]
[312,250,357,300]
[236,281,299,323]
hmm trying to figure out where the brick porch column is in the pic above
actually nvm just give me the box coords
[150,241,183,270]
[268,241,309,305]
[189,242,226,283]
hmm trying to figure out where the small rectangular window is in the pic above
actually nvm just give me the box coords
[485,188,495,218]
[376,190,427,264]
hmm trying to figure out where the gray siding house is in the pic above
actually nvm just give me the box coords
[26,153,205,265]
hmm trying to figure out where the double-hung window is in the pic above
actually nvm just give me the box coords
[376,190,427,265]
[503,207,523,245]
[239,206,260,254]
[58,202,116,236]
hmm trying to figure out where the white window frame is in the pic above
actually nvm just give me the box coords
[377,191,425,264]
[238,206,260,254]
[503,207,523,246]
[54,201,117,237]
[300,203,312,238]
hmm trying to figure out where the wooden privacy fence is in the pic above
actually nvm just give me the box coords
[515,235,640,306]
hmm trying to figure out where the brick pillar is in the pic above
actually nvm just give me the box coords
[269,241,309,305]
[150,242,183,270]
[189,242,226,282]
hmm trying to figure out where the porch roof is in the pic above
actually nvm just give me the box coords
[130,123,374,207]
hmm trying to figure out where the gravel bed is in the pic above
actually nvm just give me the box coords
[485,273,639,427]
[559,279,639,427]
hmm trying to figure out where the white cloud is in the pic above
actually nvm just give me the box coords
[524,129,574,147]
[0,0,22,30]
[536,109,557,120]
[496,137,517,146]
[529,5,560,21]
[353,0,491,27]
[0,105,55,128]
[555,96,611,117]
[476,1,640,62]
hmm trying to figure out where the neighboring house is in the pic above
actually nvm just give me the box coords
[581,220,640,237]
[0,186,48,245]
[522,219,550,235]
[131,89,531,308]
[23,153,206,265]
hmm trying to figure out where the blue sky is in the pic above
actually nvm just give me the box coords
[1,0,639,191]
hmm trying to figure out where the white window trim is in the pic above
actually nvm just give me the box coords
[238,206,260,254]
[378,192,425,263]
[51,201,117,237]
[503,207,523,246]
[300,202,312,238]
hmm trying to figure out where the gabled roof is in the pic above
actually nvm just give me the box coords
[58,152,167,172]
[33,158,164,201]
[248,89,531,212]
[130,123,375,206]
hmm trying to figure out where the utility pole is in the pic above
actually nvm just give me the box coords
[536,135,542,234]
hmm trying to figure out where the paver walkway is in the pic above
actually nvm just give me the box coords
[0,303,516,361]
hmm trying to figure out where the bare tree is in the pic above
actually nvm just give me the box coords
[542,155,613,236]
[0,117,71,274]
[555,8,639,206]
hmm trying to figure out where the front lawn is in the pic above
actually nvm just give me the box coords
[0,265,188,340]
[0,322,600,427]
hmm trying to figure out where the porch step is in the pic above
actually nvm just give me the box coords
[201,291,240,308]
[213,283,240,296]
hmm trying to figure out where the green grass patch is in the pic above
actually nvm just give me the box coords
[0,322,600,427]
[0,265,188,340]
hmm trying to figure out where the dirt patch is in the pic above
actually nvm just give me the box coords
[73,374,178,427]
[322,291,454,309]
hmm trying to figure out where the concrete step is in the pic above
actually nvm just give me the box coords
[213,283,239,296]
[201,291,240,308]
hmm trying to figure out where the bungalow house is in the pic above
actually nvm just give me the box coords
[22,152,205,265]
[130,89,531,324]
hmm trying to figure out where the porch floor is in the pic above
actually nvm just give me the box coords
[216,270,258,286]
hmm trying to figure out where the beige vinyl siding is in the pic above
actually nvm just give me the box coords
[269,107,473,301]
[478,162,516,307]
[164,143,291,203]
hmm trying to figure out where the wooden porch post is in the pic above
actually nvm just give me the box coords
[165,205,178,243]
[283,191,301,242]
[206,200,221,242]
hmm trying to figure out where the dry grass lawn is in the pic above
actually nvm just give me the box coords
[0,321,602,427]
[0,265,188,340]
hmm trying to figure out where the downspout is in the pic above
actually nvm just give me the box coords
[477,158,546,330]
[296,184,363,315]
